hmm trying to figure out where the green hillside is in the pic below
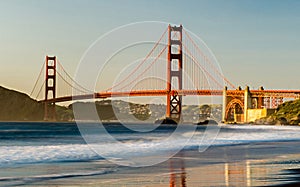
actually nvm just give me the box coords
[270,99,300,125]
[68,101,117,121]
[0,86,44,121]
[0,86,71,121]
[255,99,300,125]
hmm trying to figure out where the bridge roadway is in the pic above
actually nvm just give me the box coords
[40,89,300,103]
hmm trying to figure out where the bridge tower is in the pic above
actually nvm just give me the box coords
[166,24,183,122]
[44,56,57,121]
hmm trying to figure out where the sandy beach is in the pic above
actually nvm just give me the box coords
[2,140,300,187]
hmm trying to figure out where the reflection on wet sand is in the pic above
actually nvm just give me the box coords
[169,157,186,187]
[225,160,253,186]
[29,154,299,186]
[168,157,277,186]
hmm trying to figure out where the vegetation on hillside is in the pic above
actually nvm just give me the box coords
[0,86,44,121]
[0,86,70,121]
[255,99,300,125]
[68,101,118,121]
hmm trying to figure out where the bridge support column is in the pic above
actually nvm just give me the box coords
[166,24,183,123]
[222,86,227,123]
[44,56,57,121]
[257,86,264,108]
[244,86,251,123]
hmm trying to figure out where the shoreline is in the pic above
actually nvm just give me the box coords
[2,140,300,186]
[1,121,300,129]
[1,122,300,186]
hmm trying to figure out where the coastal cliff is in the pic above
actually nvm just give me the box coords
[255,99,300,125]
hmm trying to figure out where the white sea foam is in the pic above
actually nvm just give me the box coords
[0,144,99,167]
[1,125,300,167]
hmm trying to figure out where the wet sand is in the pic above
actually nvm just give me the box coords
[2,140,300,186]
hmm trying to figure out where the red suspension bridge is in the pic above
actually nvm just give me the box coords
[30,25,300,123]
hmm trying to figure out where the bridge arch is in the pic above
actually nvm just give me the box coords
[225,98,244,122]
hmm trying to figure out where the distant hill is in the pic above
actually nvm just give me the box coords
[0,86,44,121]
[68,100,118,121]
[0,86,135,121]
[0,86,73,121]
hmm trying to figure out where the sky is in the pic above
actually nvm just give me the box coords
[0,0,300,96]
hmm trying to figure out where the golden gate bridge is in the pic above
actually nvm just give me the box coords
[30,24,300,123]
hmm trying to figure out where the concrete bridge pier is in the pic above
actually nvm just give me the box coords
[243,86,251,123]
[222,86,227,123]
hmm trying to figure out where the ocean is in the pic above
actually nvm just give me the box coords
[1,122,300,186]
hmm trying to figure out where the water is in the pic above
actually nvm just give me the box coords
[1,122,300,186]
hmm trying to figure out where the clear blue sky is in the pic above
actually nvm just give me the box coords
[0,0,300,95]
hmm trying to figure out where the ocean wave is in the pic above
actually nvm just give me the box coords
[0,144,100,167]
[1,125,300,167]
